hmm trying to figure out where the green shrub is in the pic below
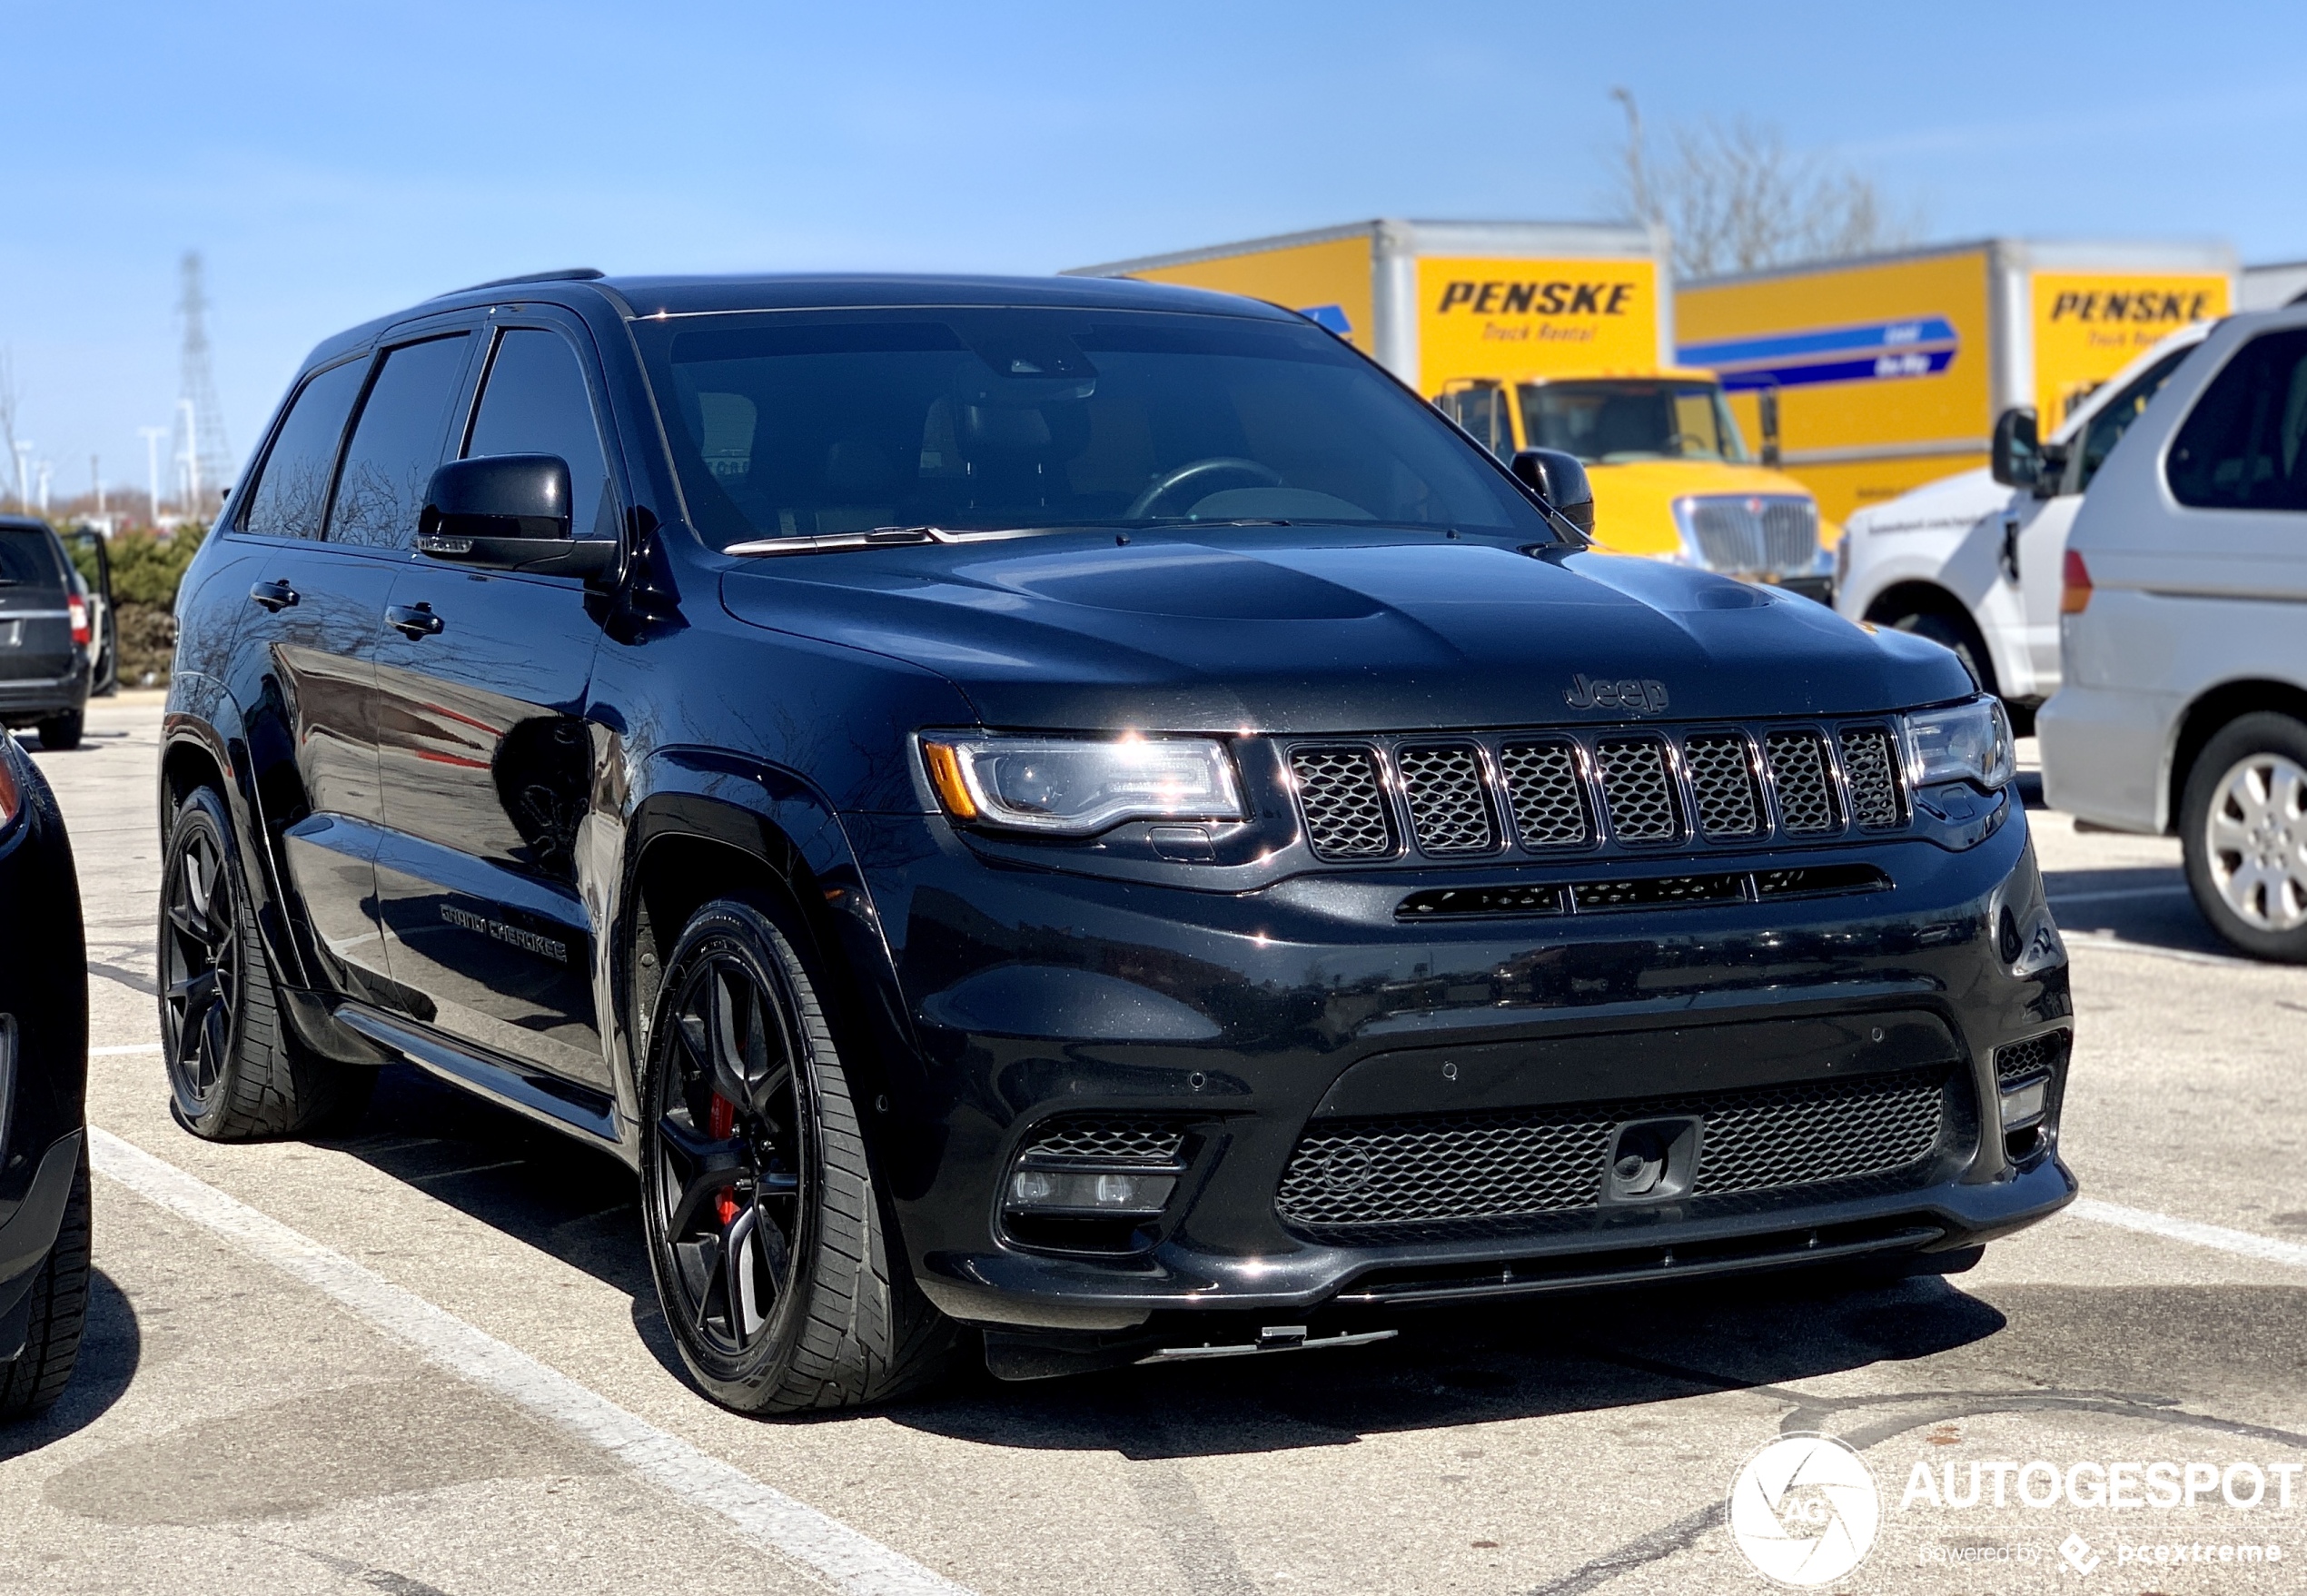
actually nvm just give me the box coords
[106,524,207,609]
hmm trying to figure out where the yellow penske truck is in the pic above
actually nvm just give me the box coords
[1068,219,1837,597]
[1676,239,2236,524]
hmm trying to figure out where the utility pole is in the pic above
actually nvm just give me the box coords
[35,461,49,517]
[11,441,32,514]
[1610,87,1654,228]
[177,396,202,513]
[139,426,166,524]
[92,454,104,519]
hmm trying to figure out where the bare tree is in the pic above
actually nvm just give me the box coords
[1606,90,1920,280]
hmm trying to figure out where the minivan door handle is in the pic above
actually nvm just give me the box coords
[248,579,300,612]
[386,602,445,639]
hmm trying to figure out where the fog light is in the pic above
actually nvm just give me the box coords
[1005,1166,1176,1217]
[1999,1077,2047,1130]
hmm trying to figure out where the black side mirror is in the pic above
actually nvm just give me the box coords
[1510,448,1596,538]
[1990,407,2040,490]
[418,455,618,580]
[1757,387,1783,470]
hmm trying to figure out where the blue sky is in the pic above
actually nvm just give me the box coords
[5,0,2302,498]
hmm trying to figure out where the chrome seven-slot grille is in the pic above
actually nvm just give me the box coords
[1276,1069,1948,1236]
[1289,722,1906,863]
[1680,495,1820,580]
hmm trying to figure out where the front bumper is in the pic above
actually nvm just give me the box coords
[850,797,2072,1333]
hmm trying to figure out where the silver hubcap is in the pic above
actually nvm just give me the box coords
[2206,751,2307,931]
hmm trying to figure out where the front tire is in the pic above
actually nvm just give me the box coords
[159,787,372,1137]
[639,895,953,1413]
[0,1149,91,1421]
[2182,713,2307,962]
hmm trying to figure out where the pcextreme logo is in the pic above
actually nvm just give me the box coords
[1435,280,1639,316]
[2046,290,2216,324]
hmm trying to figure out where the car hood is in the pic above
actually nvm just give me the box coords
[1844,467,2009,540]
[718,528,1970,733]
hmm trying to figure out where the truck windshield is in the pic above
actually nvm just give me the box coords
[635,310,1552,548]
[1517,381,1750,465]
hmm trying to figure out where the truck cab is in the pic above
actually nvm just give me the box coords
[1439,369,1837,600]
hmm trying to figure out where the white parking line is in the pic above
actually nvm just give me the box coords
[2045,884,2193,906]
[90,1043,163,1056]
[2068,1196,2307,1271]
[86,1126,974,1596]
[2057,931,2262,970]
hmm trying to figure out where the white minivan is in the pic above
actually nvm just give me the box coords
[1835,322,2209,729]
[2039,302,2307,959]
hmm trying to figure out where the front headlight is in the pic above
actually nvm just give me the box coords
[1904,696,2015,790]
[921,734,1245,836]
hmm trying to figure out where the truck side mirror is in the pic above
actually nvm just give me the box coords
[1510,449,1596,538]
[1990,407,2040,490]
[1758,387,1782,470]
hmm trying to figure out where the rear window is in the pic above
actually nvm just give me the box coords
[0,527,64,588]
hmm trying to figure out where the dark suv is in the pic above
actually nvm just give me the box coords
[160,271,2074,1413]
[0,516,94,750]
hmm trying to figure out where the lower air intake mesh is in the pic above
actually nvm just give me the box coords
[1994,1031,2070,1085]
[1021,1119,1186,1165]
[1276,1070,1946,1234]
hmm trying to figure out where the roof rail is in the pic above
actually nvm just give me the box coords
[432,267,605,298]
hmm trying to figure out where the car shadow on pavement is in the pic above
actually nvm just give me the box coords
[2039,865,2235,958]
[316,1063,649,1298]
[0,1269,140,1461]
[887,1268,2010,1458]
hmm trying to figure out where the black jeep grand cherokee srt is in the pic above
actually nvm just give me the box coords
[159,270,2074,1412]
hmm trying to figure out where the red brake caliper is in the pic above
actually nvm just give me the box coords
[708,1094,739,1226]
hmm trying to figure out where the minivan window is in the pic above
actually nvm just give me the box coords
[634,310,1550,548]
[240,359,366,540]
[0,526,64,588]
[2167,328,2307,511]
[328,334,472,549]
[2075,346,2193,492]
[465,329,617,540]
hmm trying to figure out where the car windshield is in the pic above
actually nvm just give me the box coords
[1517,381,1750,465]
[634,309,1552,548]
[0,528,64,588]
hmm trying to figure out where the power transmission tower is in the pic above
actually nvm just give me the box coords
[174,251,232,517]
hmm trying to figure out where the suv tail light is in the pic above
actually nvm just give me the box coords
[67,596,90,647]
[2060,550,2093,614]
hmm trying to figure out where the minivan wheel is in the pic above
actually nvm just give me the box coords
[2182,713,2307,962]
[160,787,373,1137]
[639,896,954,1413]
[35,710,82,752]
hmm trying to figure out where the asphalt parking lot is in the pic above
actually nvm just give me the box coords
[4,694,2303,1596]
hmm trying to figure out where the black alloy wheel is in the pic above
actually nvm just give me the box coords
[159,786,371,1138]
[162,807,242,1115]
[649,937,812,1363]
[639,896,954,1413]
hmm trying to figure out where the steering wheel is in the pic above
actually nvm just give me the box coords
[1124,457,1283,520]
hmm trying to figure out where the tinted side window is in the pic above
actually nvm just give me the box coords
[2167,329,2307,511]
[241,360,366,540]
[328,334,472,548]
[2075,347,2193,492]
[0,528,65,588]
[465,329,617,539]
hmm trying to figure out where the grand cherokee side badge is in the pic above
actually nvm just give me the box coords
[1565,674,1669,715]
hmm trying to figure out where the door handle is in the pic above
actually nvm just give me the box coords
[248,579,300,612]
[386,602,445,639]
[1998,516,2022,585]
